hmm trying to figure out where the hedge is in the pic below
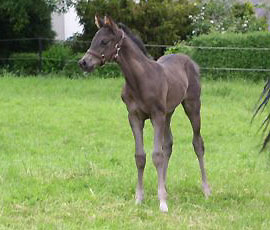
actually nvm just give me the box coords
[10,53,40,75]
[166,32,270,80]
[5,44,122,77]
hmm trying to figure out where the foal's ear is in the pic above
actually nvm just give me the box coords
[95,14,104,28]
[104,16,119,34]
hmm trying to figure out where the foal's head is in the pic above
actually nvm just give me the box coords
[79,15,124,72]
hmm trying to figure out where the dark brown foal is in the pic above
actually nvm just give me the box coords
[79,15,211,212]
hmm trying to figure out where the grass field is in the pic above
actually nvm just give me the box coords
[0,74,270,229]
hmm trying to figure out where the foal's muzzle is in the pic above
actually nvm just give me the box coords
[78,59,87,68]
[78,58,95,72]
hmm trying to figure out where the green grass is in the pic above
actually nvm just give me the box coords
[0,74,270,229]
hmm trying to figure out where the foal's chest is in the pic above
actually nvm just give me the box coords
[121,85,153,118]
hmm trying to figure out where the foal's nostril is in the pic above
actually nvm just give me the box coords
[79,59,86,68]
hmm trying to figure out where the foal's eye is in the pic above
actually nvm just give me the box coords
[101,40,109,46]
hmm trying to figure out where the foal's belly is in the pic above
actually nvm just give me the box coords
[165,75,188,112]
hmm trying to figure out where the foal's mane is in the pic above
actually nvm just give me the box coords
[117,23,149,57]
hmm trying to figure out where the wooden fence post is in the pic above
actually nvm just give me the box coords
[38,38,43,73]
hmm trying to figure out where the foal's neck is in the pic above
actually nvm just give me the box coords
[117,36,151,87]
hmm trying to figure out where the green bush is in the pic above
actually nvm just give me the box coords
[61,53,83,77]
[10,53,39,75]
[42,44,73,73]
[166,32,270,80]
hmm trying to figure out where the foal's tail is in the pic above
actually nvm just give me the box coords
[184,56,201,83]
[181,55,202,99]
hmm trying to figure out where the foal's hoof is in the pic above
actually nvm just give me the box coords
[160,201,168,213]
[135,192,144,205]
[135,198,143,205]
[202,183,211,198]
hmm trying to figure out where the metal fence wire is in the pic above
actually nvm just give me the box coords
[1,37,270,74]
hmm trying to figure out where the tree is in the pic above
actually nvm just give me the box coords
[75,0,135,41]
[0,0,56,57]
[74,0,197,58]
[45,0,75,13]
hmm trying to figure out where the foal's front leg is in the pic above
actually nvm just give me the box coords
[151,112,168,212]
[128,113,146,204]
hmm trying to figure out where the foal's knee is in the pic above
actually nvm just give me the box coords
[163,140,173,157]
[152,151,164,168]
[135,154,146,169]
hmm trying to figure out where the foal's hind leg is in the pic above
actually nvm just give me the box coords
[182,99,211,197]
[128,113,146,204]
[163,112,174,187]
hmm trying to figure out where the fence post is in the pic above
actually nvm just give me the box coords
[38,38,43,73]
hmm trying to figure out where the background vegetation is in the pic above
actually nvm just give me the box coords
[0,0,55,58]
[73,0,197,57]
[1,0,269,75]
[7,44,121,77]
[166,32,270,80]
[190,0,268,36]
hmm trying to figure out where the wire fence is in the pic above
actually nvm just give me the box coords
[1,37,270,74]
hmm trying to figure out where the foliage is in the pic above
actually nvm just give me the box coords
[75,0,134,40]
[75,0,197,58]
[8,30,270,78]
[252,79,270,151]
[189,0,268,36]
[132,0,196,51]
[65,33,91,53]
[42,44,73,73]
[7,46,121,77]
[0,76,270,229]
[62,54,121,78]
[9,53,39,75]
[72,0,135,53]
[61,53,85,77]
[166,32,270,80]
[0,0,55,53]
[8,45,75,75]
[45,0,75,13]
